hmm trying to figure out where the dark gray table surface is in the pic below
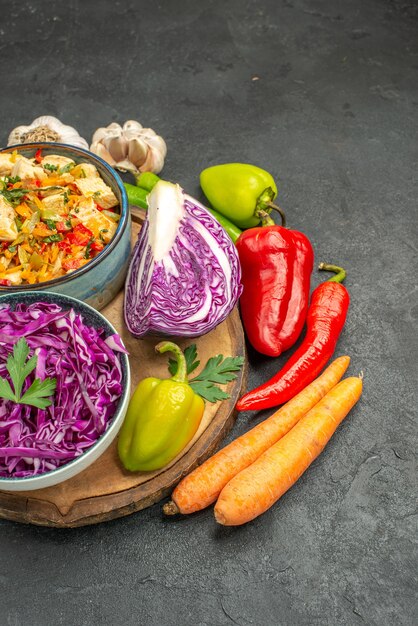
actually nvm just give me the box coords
[0,1,416,624]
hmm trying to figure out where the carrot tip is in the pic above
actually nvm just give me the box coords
[162,500,180,516]
[214,507,227,526]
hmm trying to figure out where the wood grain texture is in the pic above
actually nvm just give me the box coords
[0,209,246,527]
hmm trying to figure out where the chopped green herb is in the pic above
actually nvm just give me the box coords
[44,163,58,172]
[0,338,56,409]
[4,175,21,184]
[84,238,95,258]
[44,219,57,231]
[14,217,22,232]
[7,245,17,253]
[79,168,87,178]
[168,345,244,403]
[98,228,109,242]
[58,162,75,175]
[43,234,62,243]
[92,191,101,199]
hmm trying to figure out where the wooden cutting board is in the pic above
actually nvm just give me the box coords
[0,210,247,527]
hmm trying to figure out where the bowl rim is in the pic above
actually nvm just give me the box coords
[0,142,129,290]
[0,290,131,487]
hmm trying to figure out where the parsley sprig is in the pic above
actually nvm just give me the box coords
[168,344,244,403]
[0,338,56,409]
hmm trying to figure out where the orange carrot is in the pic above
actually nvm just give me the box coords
[214,375,363,526]
[163,356,350,516]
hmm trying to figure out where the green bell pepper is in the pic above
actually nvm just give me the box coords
[200,163,283,229]
[117,341,205,472]
[126,172,242,243]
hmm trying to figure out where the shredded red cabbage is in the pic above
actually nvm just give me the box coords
[0,302,127,478]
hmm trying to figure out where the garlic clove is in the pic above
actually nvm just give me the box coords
[91,123,122,145]
[145,134,167,158]
[90,142,117,167]
[115,159,139,174]
[123,126,149,143]
[128,138,149,168]
[105,135,129,163]
[123,120,144,134]
[139,148,165,174]
[136,127,156,137]
[90,119,166,174]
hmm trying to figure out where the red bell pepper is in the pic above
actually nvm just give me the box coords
[89,240,104,253]
[35,149,43,163]
[57,240,72,253]
[56,221,71,233]
[65,223,93,246]
[62,258,84,271]
[236,211,313,357]
[236,263,350,411]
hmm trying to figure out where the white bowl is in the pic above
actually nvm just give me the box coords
[0,291,131,491]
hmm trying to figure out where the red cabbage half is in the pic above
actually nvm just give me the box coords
[124,181,242,337]
[0,302,127,478]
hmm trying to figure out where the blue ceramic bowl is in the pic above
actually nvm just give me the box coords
[0,142,131,311]
[0,291,131,491]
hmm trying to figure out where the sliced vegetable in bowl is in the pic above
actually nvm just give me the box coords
[0,147,120,286]
[0,291,130,490]
[0,143,131,311]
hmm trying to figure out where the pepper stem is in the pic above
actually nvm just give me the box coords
[318,262,346,283]
[256,210,275,226]
[255,187,286,227]
[155,341,188,383]
[265,202,286,227]
[135,171,161,192]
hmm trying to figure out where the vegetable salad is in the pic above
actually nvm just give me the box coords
[0,150,120,285]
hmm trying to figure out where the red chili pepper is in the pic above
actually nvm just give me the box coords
[236,263,350,412]
[94,202,105,211]
[40,243,47,254]
[0,279,11,286]
[236,211,313,357]
[35,149,43,163]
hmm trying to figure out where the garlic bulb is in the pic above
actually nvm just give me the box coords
[7,116,89,149]
[90,120,167,175]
